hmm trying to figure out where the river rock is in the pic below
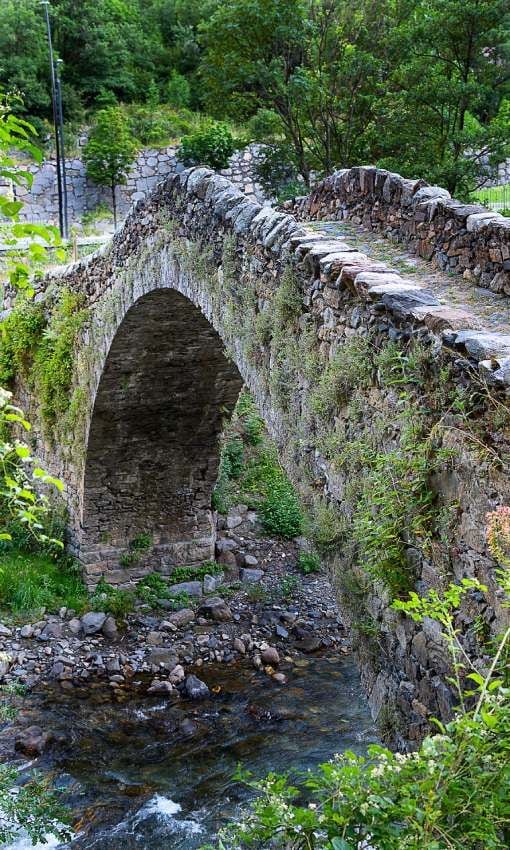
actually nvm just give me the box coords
[243,554,259,567]
[184,674,210,700]
[261,645,280,666]
[168,581,202,597]
[0,653,10,679]
[198,597,233,622]
[15,725,54,756]
[81,612,107,635]
[148,649,178,669]
[164,608,195,628]
[240,568,264,583]
[20,625,34,639]
[203,572,224,593]
[102,616,118,640]
[68,617,82,635]
[233,637,246,654]
[0,623,12,637]
[147,679,175,695]
[168,663,185,684]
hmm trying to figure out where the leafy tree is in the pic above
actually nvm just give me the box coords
[83,107,137,227]
[374,0,510,195]
[178,121,236,169]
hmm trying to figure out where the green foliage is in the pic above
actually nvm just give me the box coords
[178,122,237,169]
[259,479,303,539]
[0,389,64,547]
[34,291,88,430]
[0,765,72,846]
[310,336,373,419]
[170,561,222,584]
[307,498,348,555]
[119,532,153,567]
[167,70,191,108]
[84,107,137,225]
[218,577,510,850]
[135,573,191,610]
[352,431,438,594]
[125,103,198,146]
[297,551,320,574]
[0,300,46,385]
[89,579,135,618]
[0,549,86,615]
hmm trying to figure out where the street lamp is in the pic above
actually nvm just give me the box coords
[40,1,68,239]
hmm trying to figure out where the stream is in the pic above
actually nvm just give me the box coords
[7,652,375,849]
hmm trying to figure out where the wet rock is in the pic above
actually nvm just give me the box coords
[240,568,264,583]
[147,679,175,695]
[275,624,289,639]
[198,597,233,622]
[168,664,185,684]
[168,581,202,597]
[184,674,210,700]
[81,612,107,635]
[102,616,118,640]
[272,672,287,684]
[261,646,280,666]
[179,717,199,737]
[233,637,246,654]
[15,725,54,756]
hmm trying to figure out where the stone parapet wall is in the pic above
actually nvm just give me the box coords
[0,143,267,227]
[287,166,510,296]
[5,166,510,745]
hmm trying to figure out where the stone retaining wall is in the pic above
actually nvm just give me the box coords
[5,166,510,746]
[1,144,267,226]
[287,166,510,295]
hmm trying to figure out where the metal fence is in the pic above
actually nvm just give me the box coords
[474,183,510,214]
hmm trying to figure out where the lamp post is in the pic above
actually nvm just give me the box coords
[40,1,67,239]
[55,59,69,239]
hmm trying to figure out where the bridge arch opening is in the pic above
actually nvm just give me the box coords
[79,288,243,586]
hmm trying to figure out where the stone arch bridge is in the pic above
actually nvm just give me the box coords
[12,165,510,587]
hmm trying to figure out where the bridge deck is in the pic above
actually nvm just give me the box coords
[305,219,509,334]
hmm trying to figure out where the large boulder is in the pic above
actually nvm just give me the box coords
[81,611,107,635]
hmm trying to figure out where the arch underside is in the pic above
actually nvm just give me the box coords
[80,288,243,586]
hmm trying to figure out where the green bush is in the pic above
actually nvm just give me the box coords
[297,551,320,574]
[126,104,196,145]
[178,122,237,169]
[0,550,86,615]
[260,479,303,539]
[89,579,134,618]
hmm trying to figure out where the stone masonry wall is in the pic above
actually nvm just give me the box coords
[288,166,510,295]
[1,143,267,226]
[5,166,510,745]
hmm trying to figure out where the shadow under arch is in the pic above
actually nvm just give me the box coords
[80,287,243,585]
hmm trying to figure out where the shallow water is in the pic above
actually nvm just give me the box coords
[9,654,375,849]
